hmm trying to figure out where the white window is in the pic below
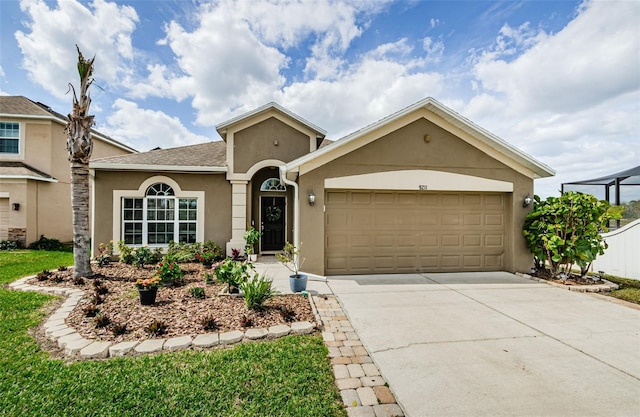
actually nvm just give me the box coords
[0,122,19,154]
[121,183,198,245]
[260,178,286,191]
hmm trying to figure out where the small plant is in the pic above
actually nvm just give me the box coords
[196,250,219,266]
[94,284,109,296]
[94,241,114,266]
[156,257,184,285]
[94,314,111,328]
[51,274,64,283]
[240,313,253,328]
[72,276,85,286]
[111,322,129,336]
[133,246,155,268]
[91,294,104,305]
[135,275,161,290]
[214,258,251,293]
[201,315,220,331]
[57,265,68,271]
[279,305,297,322]
[82,304,100,317]
[204,271,216,285]
[231,248,242,260]
[145,319,167,337]
[117,240,134,264]
[240,273,277,310]
[276,242,305,277]
[189,286,206,299]
[36,270,51,281]
[243,227,262,255]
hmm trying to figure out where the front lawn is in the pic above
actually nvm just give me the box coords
[0,251,346,417]
[603,274,640,305]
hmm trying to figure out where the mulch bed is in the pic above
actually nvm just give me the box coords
[27,262,315,343]
[530,268,605,286]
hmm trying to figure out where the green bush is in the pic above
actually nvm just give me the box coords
[132,246,155,268]
[116,240,134,264]
[156,256,184,285]
[523,191,623,277]
[0,240,22,251]
[240,273,277,310]
[214,258,251,293]
[29,235,64,251]
[166,241,201,262]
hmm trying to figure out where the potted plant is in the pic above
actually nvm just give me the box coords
[243,227,262,262]
[276,242,307,293]
[135,276,161,305]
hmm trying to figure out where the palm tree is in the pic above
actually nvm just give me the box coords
[65,46,95,278]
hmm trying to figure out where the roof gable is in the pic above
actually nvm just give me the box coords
[216,102,326,141]
[285,97,555,180]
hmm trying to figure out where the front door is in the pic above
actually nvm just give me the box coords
[261,196,286,251]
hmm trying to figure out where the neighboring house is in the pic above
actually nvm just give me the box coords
[91,97,555,276]
[0,96,136,246]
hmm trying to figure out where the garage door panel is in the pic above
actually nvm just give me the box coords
[0,198,9,241]
[325,191,507,274]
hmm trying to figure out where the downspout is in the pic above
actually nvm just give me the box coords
[279,165,299,250]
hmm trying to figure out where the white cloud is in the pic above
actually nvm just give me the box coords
[14,0,139,98]
[100,99,210,152]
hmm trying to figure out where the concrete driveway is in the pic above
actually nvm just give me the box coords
[328,272,640,417]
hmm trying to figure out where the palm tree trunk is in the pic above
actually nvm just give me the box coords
[71,161,93,278]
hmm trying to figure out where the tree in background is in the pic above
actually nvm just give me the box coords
[523,191,623,278]
[65,46,95,278]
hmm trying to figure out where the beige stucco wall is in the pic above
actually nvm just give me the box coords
[296,117,534,275]
[233,117,311,173]
[1,117,132,245]
[92,170,232,256]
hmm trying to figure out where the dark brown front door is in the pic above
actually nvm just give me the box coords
[261,196,286,251]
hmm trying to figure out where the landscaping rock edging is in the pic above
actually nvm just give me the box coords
[8,275,316,360]
[515,272,619,292]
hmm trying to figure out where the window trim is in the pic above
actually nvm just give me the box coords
[0,120,25,159]
[112,176,205,250]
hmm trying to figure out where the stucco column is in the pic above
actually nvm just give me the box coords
[226,180,248,255]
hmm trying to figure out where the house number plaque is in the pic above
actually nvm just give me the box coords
[419,185,428,190]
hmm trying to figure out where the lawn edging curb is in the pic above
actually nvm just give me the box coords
[515,272,619,292]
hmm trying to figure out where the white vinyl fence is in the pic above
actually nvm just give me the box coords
[592,219,640,280]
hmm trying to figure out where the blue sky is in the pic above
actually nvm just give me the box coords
[1,0,638,198]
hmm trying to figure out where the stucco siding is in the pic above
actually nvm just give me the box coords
[233,117,311,173]
[297,118,533,275]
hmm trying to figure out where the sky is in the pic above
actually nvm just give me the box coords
[0,0,638,199]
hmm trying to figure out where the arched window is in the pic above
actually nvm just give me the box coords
[122,182,197,245]
[260,178,286,192]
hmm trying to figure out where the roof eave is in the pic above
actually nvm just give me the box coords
[90,163,227,172]
[0,175,58,183]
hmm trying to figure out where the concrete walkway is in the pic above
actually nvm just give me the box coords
[328,272,640,417]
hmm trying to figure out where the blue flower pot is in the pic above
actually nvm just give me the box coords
[289,274,307,293]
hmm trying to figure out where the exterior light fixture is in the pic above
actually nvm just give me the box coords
[12,203,20,211]
[308,191,315,206]
[523,194,533,208]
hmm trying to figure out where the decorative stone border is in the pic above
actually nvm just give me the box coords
[515,272,619,292]
[313,295,405,417]
[8,275,315,360]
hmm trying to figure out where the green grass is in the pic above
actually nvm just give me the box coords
[0,251,346,417]
[603,274,640,304]
[0,250,74,285]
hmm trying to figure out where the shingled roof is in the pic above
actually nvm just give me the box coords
[91,141,227,171]
[0,96,137,153]
[0,161,57,182]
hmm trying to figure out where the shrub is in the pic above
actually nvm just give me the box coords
[51,274,63,283]
[201,315,219,331]
[95,241,113,266]
[189,286,206,299]
[94,284,109,296]
[36,270,51,281]
[166,241,201,263]
[145,319,167,336]
[240,273,277,310]
[83,304,100,317]
[94,314,111,328]
[57,265,68,271]
[117,241,134,264]
[132,246,155,268]
[29,235,64,251]
[0,239,22,250]
[214,258,251,293]
[240,313,253,327]
[279,305,297,322]
[72,276,85,286]
[523,192,623,277]
[91,294,104,305]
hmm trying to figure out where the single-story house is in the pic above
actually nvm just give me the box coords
[90,97,555,276]
[0,96,136,245]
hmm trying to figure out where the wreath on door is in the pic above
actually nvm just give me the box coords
[266,206,282,222]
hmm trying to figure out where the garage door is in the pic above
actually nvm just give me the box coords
[0,199,9,241]
[325,191,506,275]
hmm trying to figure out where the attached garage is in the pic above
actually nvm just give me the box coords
[0,198,9,241]
[325,190,507,274]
